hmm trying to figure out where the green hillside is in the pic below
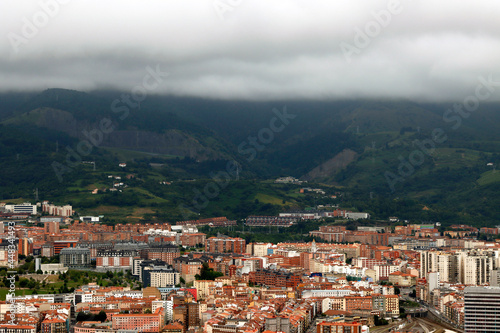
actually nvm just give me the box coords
[0,89,499,226]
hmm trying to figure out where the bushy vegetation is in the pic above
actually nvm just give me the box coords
[76,310,107,322]
[195,263,224,281]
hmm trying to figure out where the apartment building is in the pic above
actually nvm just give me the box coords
[173,256,204,283]
[149,268,180,288]
[147,244,180,265]
[316,321,362,333]
[59,247,90,268]
[0,325,36,333]
[459,251,497,285]
[141,261,179,288]
[420,251,459,283]
[205,236,246,254]
[96,249,139,270]
[41,203,73,217]
[112,313,163,333]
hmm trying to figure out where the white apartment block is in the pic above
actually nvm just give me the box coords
[149,270,180,288]
[421,249,500,286]
[458,251,497,285]
[420,251,459,283]
[4,203,37,214]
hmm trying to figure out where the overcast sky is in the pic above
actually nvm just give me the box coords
[1,0,500,101]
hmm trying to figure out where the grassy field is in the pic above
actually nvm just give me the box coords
[254,193,292,206]
[0,288,34,299]
[477,170,500,186]
[432,148,481,168]
[0,276,87,299]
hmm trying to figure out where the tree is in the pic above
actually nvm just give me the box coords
[394,286,400,295]
[374,315,388,326]
[97,311,107,322]
[36,269,43,274]
[195,263,223,281]
[76,312,91,322]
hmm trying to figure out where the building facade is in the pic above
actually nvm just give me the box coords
[59,248,91,268]
[464,286,500,333]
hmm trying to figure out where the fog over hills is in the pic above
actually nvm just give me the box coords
[2,1,500,101]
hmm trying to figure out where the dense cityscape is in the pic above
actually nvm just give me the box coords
[2,200,500,333]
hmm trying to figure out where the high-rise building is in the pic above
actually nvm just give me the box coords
[428,272,440,292]
[187,302,200,328]
[464,286,500,333]
[491,270,500,287]
[459,251,497,285]
[18,238,33,256]
[420,251,459,283]
[436,252,459,283]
